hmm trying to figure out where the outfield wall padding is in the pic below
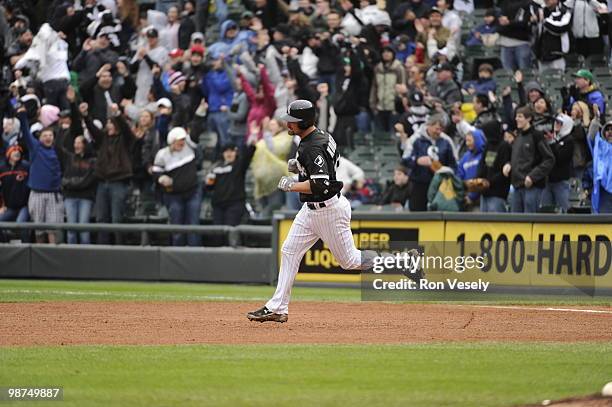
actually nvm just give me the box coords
[30,245,161,280]
[0,245,30,278]
[159,247,272,283]
[0,245,273,283]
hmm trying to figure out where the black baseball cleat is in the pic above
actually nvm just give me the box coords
[247,306,288,323]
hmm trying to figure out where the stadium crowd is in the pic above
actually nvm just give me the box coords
[0,0,611,245]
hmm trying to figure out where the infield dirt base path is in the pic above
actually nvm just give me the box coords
[1,302,612,346]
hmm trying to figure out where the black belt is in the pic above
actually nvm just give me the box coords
[307,193,340,210]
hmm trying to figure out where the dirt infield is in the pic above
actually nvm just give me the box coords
[1,301,612,346]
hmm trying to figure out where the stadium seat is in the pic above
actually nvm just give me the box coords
[565,53,585,70]
[585,54,608,68]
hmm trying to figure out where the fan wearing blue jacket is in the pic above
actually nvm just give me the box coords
[17,107,64,243]
[202,56,234,156]
[457,129,486,209]
[589,116,612,213]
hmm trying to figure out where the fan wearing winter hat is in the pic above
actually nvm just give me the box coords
[541,113,574,212]
[152,67,191,129]
[0,144,30,242]
[152,127,202,246]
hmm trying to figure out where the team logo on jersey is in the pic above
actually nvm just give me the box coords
[314,155,324,167]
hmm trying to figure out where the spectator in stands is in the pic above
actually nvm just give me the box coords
[61,133,97,245]
[532,96,555,134]
[333,52,363,151]
[228,75,250,148]
[206,133,257,226]
[569,100,592,181]
[17,106,63,243]
[251,118,293,218]
[153,127,202,246]
[541,113,574,212]
[406,62,427,96]
[466,8,498,47]
[415,7,456,61]
[131,27,169,106]
[142,101,170,176]
[178,1,197,50]
[522,78,546,107]
[81,103,135,244]
[337,156,366,195]
[477,121,512,212]
[239,64,276,139]
[391,0,431,40]
[567,69,607,118]
[463,63,497,96]
[588,112,612,213]
[160,6,180,51]
[0,145,30,242]
[14,24,71,111]
[310,0,332,31]
[534,0,571,73]
[370,47,406,134]
[457,129,486,210]
[152,67,192,129]
[392,34,416,64]
[202,55,234,154]
[396,90,430,139]
[377,165,411,210]
[207,20,250,60]
[404,114,457,211]
[428,63,462,106]
[243,0,288,30]
[72,32,119,90]
[1,118,21,158]
[497,0,533,71]
[7,28,33,65]
[80,61,136,125]
[436,0,461,45]
[503,106,555,213]
[564,0,609,58]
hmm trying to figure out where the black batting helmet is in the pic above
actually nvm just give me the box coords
[281,99,316,129]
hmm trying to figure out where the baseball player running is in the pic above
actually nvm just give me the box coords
[247,100,376,323]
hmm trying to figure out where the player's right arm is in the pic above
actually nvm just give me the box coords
[278,177,312,193]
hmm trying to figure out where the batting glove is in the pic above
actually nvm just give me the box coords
[287,158,299,174]
[278,176,295,192]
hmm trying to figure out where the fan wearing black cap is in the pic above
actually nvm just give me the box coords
[429,62,462,106]
[247,100,377,323]
[130,26,169,106]
[205,130,257,227]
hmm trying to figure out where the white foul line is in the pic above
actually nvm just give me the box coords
[469,305,612,315]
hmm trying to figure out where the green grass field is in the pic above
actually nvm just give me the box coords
[1,279,611,407]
